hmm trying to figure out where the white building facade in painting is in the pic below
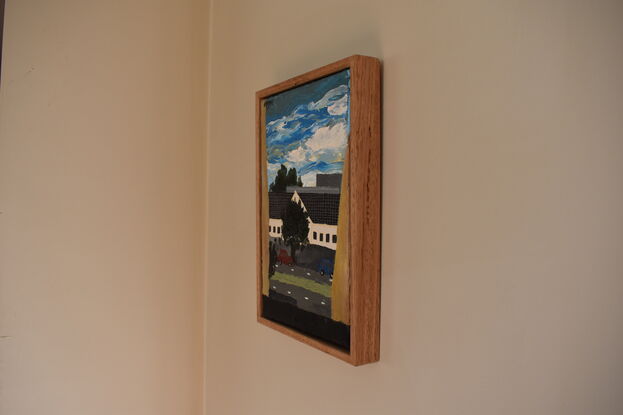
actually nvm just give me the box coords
[268,174,341,251]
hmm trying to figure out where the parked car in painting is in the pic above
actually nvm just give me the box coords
[317,258,334,277]
[277,249,294,265]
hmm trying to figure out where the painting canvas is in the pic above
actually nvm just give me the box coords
[257,55,380,365]
[260,69,352,350]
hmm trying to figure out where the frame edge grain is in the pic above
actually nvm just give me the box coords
[348,56,382,365]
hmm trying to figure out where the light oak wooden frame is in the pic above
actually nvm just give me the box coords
[256,55,381,366]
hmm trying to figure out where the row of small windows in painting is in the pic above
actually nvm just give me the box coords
[313,231,337,244]
[269,225,281,234]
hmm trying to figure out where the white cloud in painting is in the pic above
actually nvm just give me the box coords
[327,94,348,115]
[267,111,303,130]
[266,112,305,143]
[308,85,349,112]
[305,122,348,152]
[283,121,348,172]
[286,146,307,163]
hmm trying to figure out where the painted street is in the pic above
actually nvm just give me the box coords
[273,263,332,284]
[268,278,331,318]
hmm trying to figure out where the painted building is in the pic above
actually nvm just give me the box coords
[268,174,341,251]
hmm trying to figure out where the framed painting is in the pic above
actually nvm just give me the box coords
[256,55,381,365]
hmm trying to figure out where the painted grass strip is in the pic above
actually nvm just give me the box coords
[271,272,331,297]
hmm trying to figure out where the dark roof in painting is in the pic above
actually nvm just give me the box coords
[268,192,293,219]
[316,174,342,189]
[298,193,340,226]
[268,192,341,226]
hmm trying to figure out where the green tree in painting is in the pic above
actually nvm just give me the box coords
[270,164,303,192]
[280,200,309,264]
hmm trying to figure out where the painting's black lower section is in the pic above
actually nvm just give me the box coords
[262,295,350,351]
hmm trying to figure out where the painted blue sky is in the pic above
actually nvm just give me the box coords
[265,69,350,187]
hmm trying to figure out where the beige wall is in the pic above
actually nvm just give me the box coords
[206,1,623,414]
[0,1,207,414]
[2,1,623,414]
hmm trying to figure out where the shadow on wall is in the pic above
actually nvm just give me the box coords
[275,32,383,84]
